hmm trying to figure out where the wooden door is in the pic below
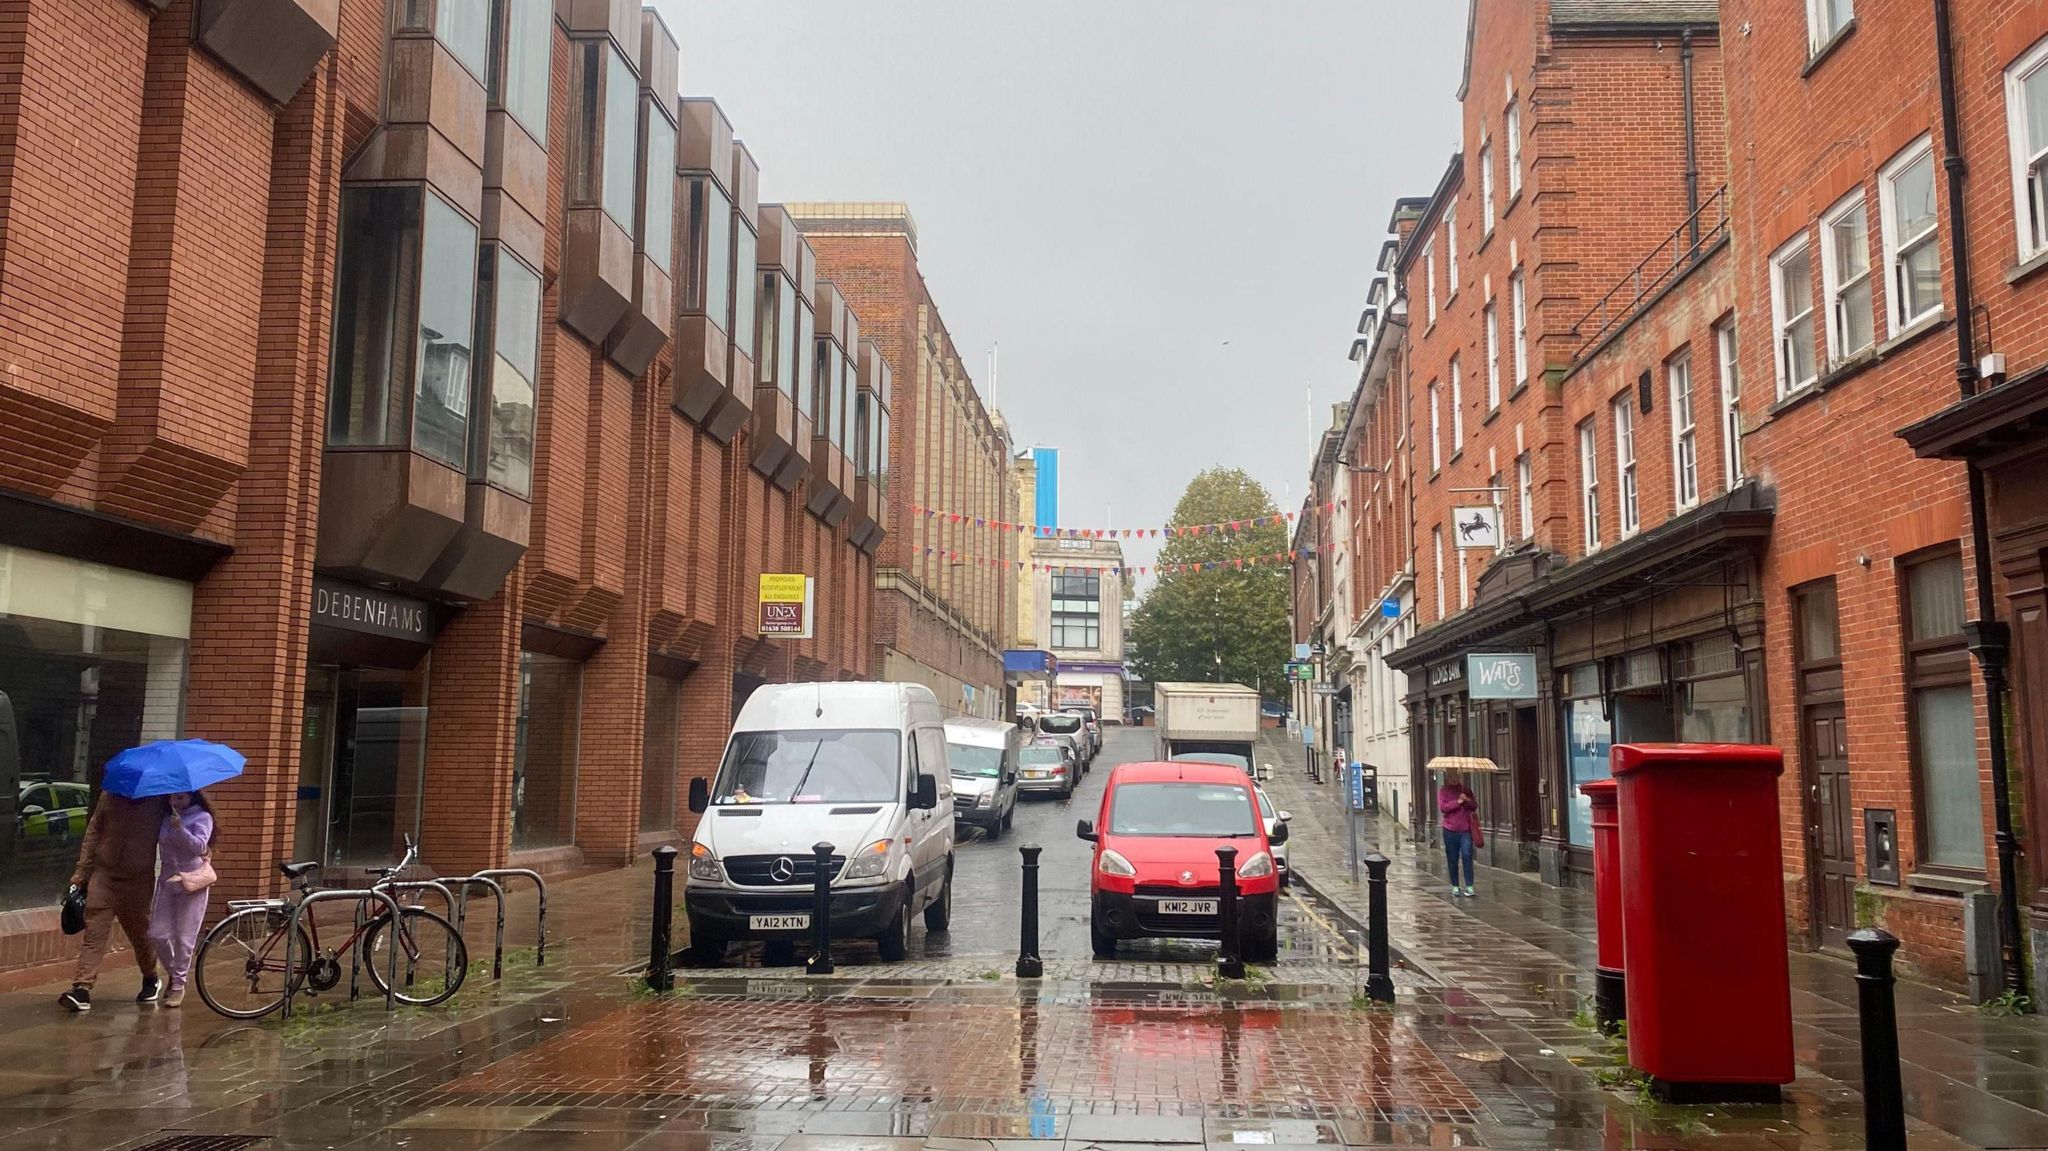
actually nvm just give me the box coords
[1805,703,1855,947]
[1515,706,1542,843]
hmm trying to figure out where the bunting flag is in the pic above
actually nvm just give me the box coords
[906,499,1345,539]
[911,546,1331,576]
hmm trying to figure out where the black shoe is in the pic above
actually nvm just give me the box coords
[58,986,91,1012]
[137,975,161,1004]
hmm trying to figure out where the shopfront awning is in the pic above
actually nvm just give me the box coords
[1386,481,1774,673]
[1896,365,2048,462]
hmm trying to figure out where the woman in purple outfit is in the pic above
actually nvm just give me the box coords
[148,791,216,1008]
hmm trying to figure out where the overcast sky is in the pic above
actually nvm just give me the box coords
[659,2,1466,581]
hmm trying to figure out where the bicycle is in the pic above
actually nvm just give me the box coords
[194,836,469,1019]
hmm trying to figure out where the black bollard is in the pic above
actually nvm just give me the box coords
[647,845,677,992]
[1216,845,1245,979]
[806,841,835,975]
[1848,929,1906,1151]
[1364,852,1394,1003]
[1016,843,1044,977]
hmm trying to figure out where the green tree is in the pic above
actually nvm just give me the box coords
[1126,468,1293,697]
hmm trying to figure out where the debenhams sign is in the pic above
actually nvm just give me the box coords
[312,577,430,642]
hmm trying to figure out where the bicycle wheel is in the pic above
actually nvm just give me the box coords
[361,907,469,1006]
[195,906,310,1019]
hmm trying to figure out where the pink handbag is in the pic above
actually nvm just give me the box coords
[168,858,217,894]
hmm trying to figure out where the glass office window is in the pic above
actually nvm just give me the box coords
[642,108,676,270]
[481,246,539,496]
[412,194,479,469]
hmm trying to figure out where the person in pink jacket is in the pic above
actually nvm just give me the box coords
[148,791,216,1008]
[1438,775,1478,898]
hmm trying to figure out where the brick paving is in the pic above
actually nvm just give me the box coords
[1258,731,2048,1151]
[1,742,2042,1149]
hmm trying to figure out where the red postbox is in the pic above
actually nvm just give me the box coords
[1580,778,1625,1031]
[1612,742,1793,1102]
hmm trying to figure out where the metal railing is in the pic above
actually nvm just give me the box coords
[1567,185,1729,363]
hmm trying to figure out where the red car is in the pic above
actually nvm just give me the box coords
[1077,761,1284,960]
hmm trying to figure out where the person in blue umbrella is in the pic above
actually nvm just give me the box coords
[61,790,168,1011]
[148,790,217,1009]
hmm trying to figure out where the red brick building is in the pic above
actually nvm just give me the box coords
[1305,0,2048,994]
[789,205,1013,719]
[0,1,983,970]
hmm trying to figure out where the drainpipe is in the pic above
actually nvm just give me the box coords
[1681,29,1701,247]
[1933,0,2027,1003]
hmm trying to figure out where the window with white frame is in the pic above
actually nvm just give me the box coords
[1458,543,1470,609]
[1505,88,1523,197]
[1487,470,1504,554]
[1578,419,1600,551]
[1450,355,1465,452]
[1429,380,1442,472]
[1480,139,1495,234]
[1880,138,1942,332]
[1771,236,1818,395]
[1423,237,1437,324]
[1446,200,1459,295]
[1510,270,1528,386]
[1433,525,1446,619]
[1806,0,1854,53]
[1716,319,1744,488]
[2006,38,2048,260]
[1516,452,1534,540]
[1670,353,1699,510]
[1820,193,1874,362]
[1484,301,1501,408]
[1613,396,1639,537]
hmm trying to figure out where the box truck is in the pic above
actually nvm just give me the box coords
[1152,682,1262,773]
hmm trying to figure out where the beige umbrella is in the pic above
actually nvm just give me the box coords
[1426,755,1505,774]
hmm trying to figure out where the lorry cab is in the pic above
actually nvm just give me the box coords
[942,716,1020,837]
[684,682,955,963]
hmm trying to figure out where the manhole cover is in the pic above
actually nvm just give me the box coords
[132,1137,267,1151]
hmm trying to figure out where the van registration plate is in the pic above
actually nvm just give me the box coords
[749,914,811,931]
[1155,899,1218,916]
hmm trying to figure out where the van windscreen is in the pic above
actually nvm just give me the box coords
[947,743,1003,777]
[713,729,901,804]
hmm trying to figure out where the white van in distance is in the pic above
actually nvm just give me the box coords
[942,716,1020,837]
[683,682,955,963]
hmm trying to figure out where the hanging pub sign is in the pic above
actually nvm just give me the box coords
[1452,506,1502,550]
[758,573,815,638]
[1467,652,1539,700]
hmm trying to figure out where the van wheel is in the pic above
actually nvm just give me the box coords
[1001,805,1015,832]
[924,860,953,932]
[876,891,913,961]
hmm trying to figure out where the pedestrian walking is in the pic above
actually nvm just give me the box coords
[1438,773,1478,898]
[149,791,217,1008]
[61,792,169,1011]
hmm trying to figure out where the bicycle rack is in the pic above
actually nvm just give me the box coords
[465,868,547,970]
[443,875,506,979]
[282,887,401,1019]
[374,879,458,987]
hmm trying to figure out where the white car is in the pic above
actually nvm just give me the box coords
[685,682,956,963]
[1255,785,1292,888]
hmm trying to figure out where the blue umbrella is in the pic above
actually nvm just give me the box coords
[100,739,245,799]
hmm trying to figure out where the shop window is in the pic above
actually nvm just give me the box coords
[1563,663,1612,848]
[641,675,682,834]
[476,245,539,497]
[1901,550,1982,872]
[488,0,550,145]
[513,652,582,851]
[0,546,191,913]
[326,186,479,471]
[642,107,677,271]
[309,665,428,869]
[1677,635,1751,742]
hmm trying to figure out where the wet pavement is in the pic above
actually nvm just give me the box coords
[0,727,2042,1148]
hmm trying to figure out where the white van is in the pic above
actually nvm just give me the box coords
[684,682,955,963]
[942,716,1021,837]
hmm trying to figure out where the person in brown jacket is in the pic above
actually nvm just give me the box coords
[60,792,168,1011]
